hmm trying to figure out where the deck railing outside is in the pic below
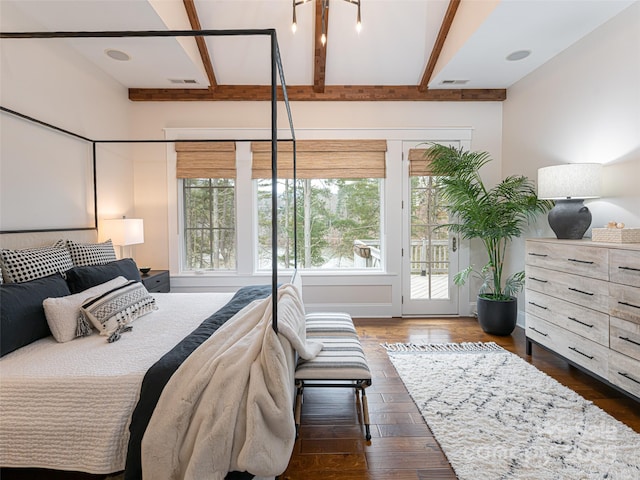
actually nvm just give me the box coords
[353,239,448,273]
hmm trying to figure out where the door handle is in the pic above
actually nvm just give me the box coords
[452,237,457,252]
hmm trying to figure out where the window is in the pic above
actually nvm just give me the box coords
[256,178,382,270]
[252,140,386,271]
[183,178,236,270]
[176,142,237,272]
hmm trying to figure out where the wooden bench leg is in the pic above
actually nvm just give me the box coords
[357,381,372,441]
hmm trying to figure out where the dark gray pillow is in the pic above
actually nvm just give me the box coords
[0,273,71,357]
[65,258,141,294]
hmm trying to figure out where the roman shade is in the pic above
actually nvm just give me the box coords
[176,142,236,178]
[408,148,434,177]
[251,140,387,179]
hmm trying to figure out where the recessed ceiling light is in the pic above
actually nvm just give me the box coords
[105,49,131,61]
[506,50,531,61]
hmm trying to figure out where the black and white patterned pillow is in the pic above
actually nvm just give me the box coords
[80,280,157,343]
[0,244,74,284]
[66,239,117,267]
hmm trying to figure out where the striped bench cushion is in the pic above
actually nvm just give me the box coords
[305,312,357,337]
[295,336,371,380]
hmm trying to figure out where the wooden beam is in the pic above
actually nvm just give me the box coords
[129,85,506,102]
[419,0,460,92]
[314,0,328,93]
[183,0,218,90]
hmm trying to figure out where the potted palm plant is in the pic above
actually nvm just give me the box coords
[426,144,552,335]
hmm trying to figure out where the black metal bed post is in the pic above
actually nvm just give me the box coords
[270,30,279,334]
[293,139,298,267]
[92,142,98,230]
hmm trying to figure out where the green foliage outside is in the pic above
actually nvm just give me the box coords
[257,178,381,270]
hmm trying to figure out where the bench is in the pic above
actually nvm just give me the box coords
[294,312,373,440]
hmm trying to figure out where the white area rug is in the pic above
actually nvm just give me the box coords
[383,342,640,480]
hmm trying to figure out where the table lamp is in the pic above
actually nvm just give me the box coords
[537,163,602,239]
[100,217,144,258]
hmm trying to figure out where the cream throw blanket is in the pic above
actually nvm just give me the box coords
[140,284,322,480]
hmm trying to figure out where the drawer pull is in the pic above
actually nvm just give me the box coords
[619,336,640,347]
[529,327,548,337]
[618,372,640,385]
[528,253,548,258]
[568,316,593,328]
[568,346,594,360]
[528,302,548,310]
[568,287,594,296]
[528,277,548,283]
[618,301,640,310]
[619,266,640,273]
[568,258,594,265]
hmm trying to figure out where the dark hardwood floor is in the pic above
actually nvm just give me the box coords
[3,317,638,480]
[280,317,640,480]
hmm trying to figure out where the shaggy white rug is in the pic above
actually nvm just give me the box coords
[384,342,640,480]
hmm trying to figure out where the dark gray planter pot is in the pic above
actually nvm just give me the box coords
[477,295,518,336]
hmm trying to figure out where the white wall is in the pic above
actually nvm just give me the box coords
[503,2,640,323]
[0,2,135,242]
[131,101,503,316]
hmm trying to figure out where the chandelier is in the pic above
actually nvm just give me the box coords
[292,0,362,46]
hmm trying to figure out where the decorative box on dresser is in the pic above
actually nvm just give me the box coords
[525,238,640,402]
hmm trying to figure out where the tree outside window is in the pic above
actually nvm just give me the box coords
[183,178,236,270]
[257,178,382,270]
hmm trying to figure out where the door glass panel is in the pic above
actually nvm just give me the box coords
[410,175,450,299]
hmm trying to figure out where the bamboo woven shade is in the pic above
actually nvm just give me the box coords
[251,140,387,179]
[176,142,236,178]
[408,148,434,177]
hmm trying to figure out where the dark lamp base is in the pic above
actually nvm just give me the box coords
[548,199,592,240]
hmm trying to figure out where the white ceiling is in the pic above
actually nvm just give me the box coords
[1,0,636,95]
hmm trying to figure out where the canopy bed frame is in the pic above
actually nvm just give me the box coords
[0,27,300,331]
[0,28,305,480]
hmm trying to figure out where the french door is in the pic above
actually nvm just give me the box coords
[401,141,459,315]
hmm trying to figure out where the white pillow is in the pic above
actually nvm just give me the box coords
[43,276,128,343]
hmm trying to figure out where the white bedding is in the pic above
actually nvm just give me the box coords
[0,292,234,474]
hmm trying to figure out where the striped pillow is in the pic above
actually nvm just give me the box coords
[80,280,157,342]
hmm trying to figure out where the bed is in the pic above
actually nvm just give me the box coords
[0,27,309,480]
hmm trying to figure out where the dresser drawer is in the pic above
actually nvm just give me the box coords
[610,248,640,288]
[525,265,610,313]
[610,316,640,361]
[525,289,609,346]
[609,283,640,325]
[608,349,640,399]
[525,315,557,351]
[526,315,608,377]
[525,241,608,280]
[142,270,170,293]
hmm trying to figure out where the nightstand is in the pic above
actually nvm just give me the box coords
[141,270,170,293]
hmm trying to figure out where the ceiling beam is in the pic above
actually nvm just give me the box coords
[313,0,328,93]
[418,0,460,92]
[183,0,218,90]
[129,85,506,102]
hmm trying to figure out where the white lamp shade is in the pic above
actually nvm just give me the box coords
[100,218,144,246]
[537,163,602,200]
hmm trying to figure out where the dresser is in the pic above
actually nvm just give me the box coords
[525,238,640,401]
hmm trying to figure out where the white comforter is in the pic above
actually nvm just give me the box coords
[0,292,234,474]
[141,283,322,480]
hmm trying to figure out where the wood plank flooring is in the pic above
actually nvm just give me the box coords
[2,317,638,480]
[280,317,640,480]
